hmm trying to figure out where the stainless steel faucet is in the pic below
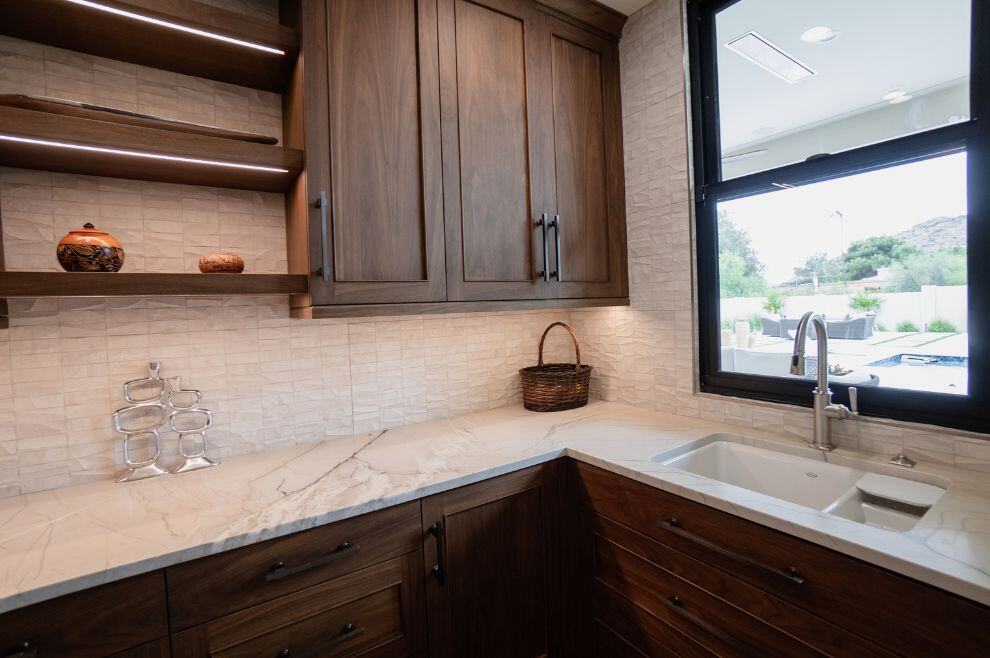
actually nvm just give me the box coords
[790,311,858,451]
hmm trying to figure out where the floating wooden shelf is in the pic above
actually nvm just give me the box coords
[0,106,303,192]
[0,272,309,298]
[0,0,298,93]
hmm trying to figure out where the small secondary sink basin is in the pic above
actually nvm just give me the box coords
[653,436,946,532]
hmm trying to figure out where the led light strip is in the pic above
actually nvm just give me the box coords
[0,135,289,173]
[64,0,285,55]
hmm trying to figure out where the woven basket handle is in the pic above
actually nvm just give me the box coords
[537,322,581,370]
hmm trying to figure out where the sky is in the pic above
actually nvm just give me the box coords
[718,151,968,285]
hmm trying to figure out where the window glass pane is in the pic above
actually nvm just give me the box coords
[715,0,971,180]
[716,152,968,395]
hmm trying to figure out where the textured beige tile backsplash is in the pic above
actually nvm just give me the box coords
[0,0,988,498]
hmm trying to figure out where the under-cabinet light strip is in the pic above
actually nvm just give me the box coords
[0,135,289,173]
[63,0,286,55]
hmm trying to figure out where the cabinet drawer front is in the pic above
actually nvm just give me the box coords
[171,552,426,657]
[592,525,822,658]
[573,461,990,657]
[166,502,421,629]
[586,510,889,657]
[592,588,710,658]
[0,572,167,658]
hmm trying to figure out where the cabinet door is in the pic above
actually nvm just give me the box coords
[546,18,628,298]
[438,0,557,301]
[307,0,446,305]
[422,463,559,657]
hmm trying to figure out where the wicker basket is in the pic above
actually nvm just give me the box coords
[519,322,592,412]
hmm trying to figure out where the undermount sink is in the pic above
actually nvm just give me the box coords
[653,436,946,532]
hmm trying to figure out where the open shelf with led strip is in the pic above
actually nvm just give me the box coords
[0,273,309,298]
[0,106,303,192]
[0,0,298,93]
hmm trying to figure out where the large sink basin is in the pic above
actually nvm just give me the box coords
[653,436,946,532]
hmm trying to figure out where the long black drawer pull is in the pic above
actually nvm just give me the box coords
[265,542,359,582]
[3,642,36,658]
[277,623,364,658]
[536,213,550,282]
[662,518,805,586]
[666,595,761,657]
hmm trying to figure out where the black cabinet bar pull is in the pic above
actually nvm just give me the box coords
[662,518,804,586]
[265,541,359,582]
[3,642,36,658]
[536,213,549,282]
[550,213,561,281]
[430,521,447,585]
[666,595,761,656]
[275,623,364,658]
[317,191,330,283]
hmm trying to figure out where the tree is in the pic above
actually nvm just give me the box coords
[841,236,916,281]
[793,252,842,285]
[717,213,767,298]
[886,248,967,292]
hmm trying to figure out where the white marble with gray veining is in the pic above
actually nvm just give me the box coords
[1,401,989,614]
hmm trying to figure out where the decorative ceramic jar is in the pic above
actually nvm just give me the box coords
[199,252,245,273]
[56,223,124,272]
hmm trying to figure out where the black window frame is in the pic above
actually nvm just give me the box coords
[688,0,990,434]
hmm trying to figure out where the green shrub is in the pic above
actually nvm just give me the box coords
[927,318,958,333]
[849,290,882,314]
[762,290,785,315]
[748,314,763,331]
[875,322,889,332]
[896,321,919,332]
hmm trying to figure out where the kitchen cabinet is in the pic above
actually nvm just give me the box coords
[565,459,990,658]
[287,0,628,318]
[422,463,560,658]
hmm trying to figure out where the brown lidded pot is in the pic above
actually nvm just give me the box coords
[199,252,245,273]
[56,223,124,272]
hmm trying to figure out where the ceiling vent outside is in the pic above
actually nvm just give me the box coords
[725,31,816,84]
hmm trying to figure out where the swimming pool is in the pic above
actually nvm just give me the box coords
[865,354,968,394]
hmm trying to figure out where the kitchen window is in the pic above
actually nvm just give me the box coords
[688,0,990,432]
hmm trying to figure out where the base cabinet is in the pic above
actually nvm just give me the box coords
[422,463,559,658]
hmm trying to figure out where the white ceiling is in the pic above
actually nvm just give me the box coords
[716,0,970,150]
[597,0,652,16]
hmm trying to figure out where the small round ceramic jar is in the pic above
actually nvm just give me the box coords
[56,223,124,272]
[199,252,245,273]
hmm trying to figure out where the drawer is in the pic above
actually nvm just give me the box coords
[593,619,654,658]
[0,572,167,658]
[572,460,990,657]
[166,501,422,629]
[590,520,822,658]
[586,510,889,657]
[171,552,426,657]
[111,637,171,657]
[592,586,711,658]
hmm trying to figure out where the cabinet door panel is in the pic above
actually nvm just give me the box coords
[547,19,627,298]
[422,463,559,658]
[439,0,555,300]
[309,0,445,305]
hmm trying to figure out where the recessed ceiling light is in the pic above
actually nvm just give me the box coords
[883,90,907,101]
[888,94,913,105]
[801,26,837,44]
[725,32,816,84]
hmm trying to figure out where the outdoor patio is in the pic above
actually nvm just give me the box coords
[721,331,968,395]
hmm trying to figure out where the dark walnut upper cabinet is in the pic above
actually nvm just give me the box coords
[422,463,560,658]
[287,0,628,317]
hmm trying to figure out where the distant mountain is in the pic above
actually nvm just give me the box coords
[894,215,967,252]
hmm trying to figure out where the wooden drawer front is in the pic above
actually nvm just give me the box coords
[573,460,990,657]
[592,587,711,658]
[0,572,167,658]
[586,510,890,658]
[166,501,422,629]
[592,527,822,658]
[171,552,426,657]
[111,637,171,657]
[594,620,653,658]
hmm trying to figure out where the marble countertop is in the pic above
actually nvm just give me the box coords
[1,401,989,614]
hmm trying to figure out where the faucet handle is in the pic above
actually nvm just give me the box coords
[848,387,858,416]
